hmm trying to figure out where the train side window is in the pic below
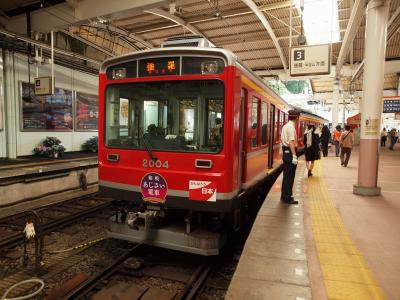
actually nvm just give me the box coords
[206,99,224,146]
[274,109,279,142]
[251,97,259,147]
[279,111,285,136]
[261,102,268,145]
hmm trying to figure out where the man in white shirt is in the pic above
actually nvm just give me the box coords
[281,110,300,204]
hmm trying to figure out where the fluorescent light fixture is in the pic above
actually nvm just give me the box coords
[295,0,341,45]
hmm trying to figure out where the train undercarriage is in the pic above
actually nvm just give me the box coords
[105,167,281,256]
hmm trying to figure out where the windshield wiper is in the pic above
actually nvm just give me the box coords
[141,134,158,162]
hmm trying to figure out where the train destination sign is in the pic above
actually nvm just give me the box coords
[383,98,400,113]
[139,57,180,77]
[290,44,331,76]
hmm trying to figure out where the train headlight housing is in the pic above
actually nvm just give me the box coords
[112,68,126,79]
[201,61,218,74]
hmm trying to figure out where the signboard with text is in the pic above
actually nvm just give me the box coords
[290,44,331,76]
[383,97,400,113]
[189,180,217,202]
[34,77,53,95]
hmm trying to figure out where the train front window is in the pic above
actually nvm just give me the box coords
[105,80,224,153]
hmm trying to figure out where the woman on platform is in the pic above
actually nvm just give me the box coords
[304,125,320,177]
[320,125,331,157]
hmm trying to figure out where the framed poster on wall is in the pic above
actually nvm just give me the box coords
[20,82,73,131]
[75,91,98,131]
[0,84,3,131]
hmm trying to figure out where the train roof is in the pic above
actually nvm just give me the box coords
[99,47,289,107]
[292,106,329,123]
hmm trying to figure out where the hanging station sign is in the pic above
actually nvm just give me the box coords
[383,97,400,113]
[290,44,331,76]
[34,77,53,95]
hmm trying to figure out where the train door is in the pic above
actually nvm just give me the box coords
[268,104,275,168]
[238,88,246,189]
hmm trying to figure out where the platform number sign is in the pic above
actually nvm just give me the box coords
[290,44,330,76]
[34,77,53,95]
[294,50,305,61]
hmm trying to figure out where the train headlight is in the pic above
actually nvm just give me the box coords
[201,61,218,74]
[112,68,126,79]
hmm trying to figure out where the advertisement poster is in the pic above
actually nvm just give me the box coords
[364,118,379,136]
[119,98,129,126]
[189,180,217,202]
[76,92,98,131]
[21,82,73,130]
[0,78,3,131]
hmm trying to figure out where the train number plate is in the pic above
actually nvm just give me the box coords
[142,159,169,169]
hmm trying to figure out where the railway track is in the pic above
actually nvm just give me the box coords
[62,242,143,299]
[0,193,112,252]
[61,246,214,300]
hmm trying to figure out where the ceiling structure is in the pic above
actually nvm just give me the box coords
[1,0,400,104]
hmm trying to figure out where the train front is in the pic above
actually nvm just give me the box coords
[98,48,239,255]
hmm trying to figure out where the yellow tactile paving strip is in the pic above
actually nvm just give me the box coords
[308,160,387,300]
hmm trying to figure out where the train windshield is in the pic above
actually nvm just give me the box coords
[105,80,224,153]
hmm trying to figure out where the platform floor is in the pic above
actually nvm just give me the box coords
[0,154,98,180]
[227,146,400,300]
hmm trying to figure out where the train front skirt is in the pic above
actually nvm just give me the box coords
[107,215,227,256]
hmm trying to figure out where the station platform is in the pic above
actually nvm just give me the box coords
[0,152,98,207]
[226,146,400,300]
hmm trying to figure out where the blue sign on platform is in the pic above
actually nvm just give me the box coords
[383,99,400,113]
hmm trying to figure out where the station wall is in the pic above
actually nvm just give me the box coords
[0,51,99,158]
[0,50,5,158]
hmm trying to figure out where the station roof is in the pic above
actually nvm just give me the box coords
[1,0,399,99]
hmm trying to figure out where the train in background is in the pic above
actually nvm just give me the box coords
[98,37,327,255]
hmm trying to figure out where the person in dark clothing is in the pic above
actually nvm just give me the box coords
[320,125,331,157]
[380,128,387,147]
[304,125,320,177]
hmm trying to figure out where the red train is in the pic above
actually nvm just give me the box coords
[98,37,326,255]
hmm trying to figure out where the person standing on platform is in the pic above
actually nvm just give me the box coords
[389,128,397,150]
[380,128,388,147]
[320,125,331,157]
[280,110,300,205]
[340,125,354,167]
[333,125,342,157]
[304,125,321,177]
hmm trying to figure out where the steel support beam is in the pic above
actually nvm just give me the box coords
[145,8,214,46]
[336,0,365,77]
[60,29,115,56]
[73,0,167,21]
[349,1,400,84]
[86,23,153,49]
[0,28,101,65]
[241,0,288,72]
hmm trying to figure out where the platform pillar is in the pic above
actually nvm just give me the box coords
[3,51,18,159]
[353,0,389,197]
[397,73,400,95]
[332,79,339,129]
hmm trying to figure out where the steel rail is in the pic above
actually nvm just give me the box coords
[62,244,142,300]
[0,194,110,251]
[176,261,213,300]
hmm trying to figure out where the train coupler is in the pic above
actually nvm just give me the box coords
[127,210,159,231]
